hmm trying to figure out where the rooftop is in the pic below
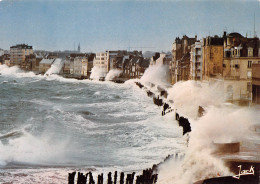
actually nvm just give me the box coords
[39,58,55,65]
[10,44,33,49]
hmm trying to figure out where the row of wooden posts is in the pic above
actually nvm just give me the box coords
[135,82,192,136]
[68,169,158,184]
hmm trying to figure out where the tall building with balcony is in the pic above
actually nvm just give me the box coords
[10,44,33,66]
[190,41,203,80]
[93,52,109,79]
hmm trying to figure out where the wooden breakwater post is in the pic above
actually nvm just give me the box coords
[97,173,103,184]
[68,171,76,184]
[68,169,159,184]
[113,171,117,184]
[175,112,191,136]
[120,172,124,184]
[135,82,144,89]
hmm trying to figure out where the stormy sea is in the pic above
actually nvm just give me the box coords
[0,65,259,184]
[0,65,185,183]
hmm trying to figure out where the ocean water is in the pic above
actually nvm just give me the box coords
[0,66,185,183]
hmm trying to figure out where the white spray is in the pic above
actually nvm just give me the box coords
[141,64,170,87]
[45,58,64,76]
[105,69,122,81]
[90,66,107,80]
[0,64,37,78]
[157,80,259,184]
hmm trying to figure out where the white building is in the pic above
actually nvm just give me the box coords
[190,41,203,80]
[94,52,109,72]
[81,57,91,77]
[0,49,4,56]
[73,57,86,77]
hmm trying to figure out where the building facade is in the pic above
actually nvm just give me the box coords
[94,52,109,74]
[202,36,224,81]
[190,41,203,80]
[39,58,55,74]
[172,35,197,84]
[222,32,260,102]
[252,63,260,104]
[10,44,33,66]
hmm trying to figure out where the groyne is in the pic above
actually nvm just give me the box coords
[68,169,158,184]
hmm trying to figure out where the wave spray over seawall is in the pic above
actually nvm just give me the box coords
[158,81,259,184]
[90,66,107,80]
[105,69,122,81]
[45,58,64,75]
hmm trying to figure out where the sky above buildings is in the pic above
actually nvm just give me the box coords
[0,0,259,52]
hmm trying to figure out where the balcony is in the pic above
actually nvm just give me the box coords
[195,51,202,56]
[224,76,240,80]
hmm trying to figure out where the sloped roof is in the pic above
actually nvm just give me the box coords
[52,58,63,65]
[130,57,139,64]
[40,58,55,64]
[227,32,243,38]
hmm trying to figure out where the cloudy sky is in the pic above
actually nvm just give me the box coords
[0,0,259,52]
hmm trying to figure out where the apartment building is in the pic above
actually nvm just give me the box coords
[94,52,109,74]
[10,44,33,66]
[190,41,203,80]
[222,32,260,102]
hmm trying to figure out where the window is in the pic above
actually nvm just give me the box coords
[248,48,253,57]
[248,61,252,68]
[247,82,252,92]
[223,64,226,68]
[247,71,252,79]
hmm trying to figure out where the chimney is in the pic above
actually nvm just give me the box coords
[223,31,227,38]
